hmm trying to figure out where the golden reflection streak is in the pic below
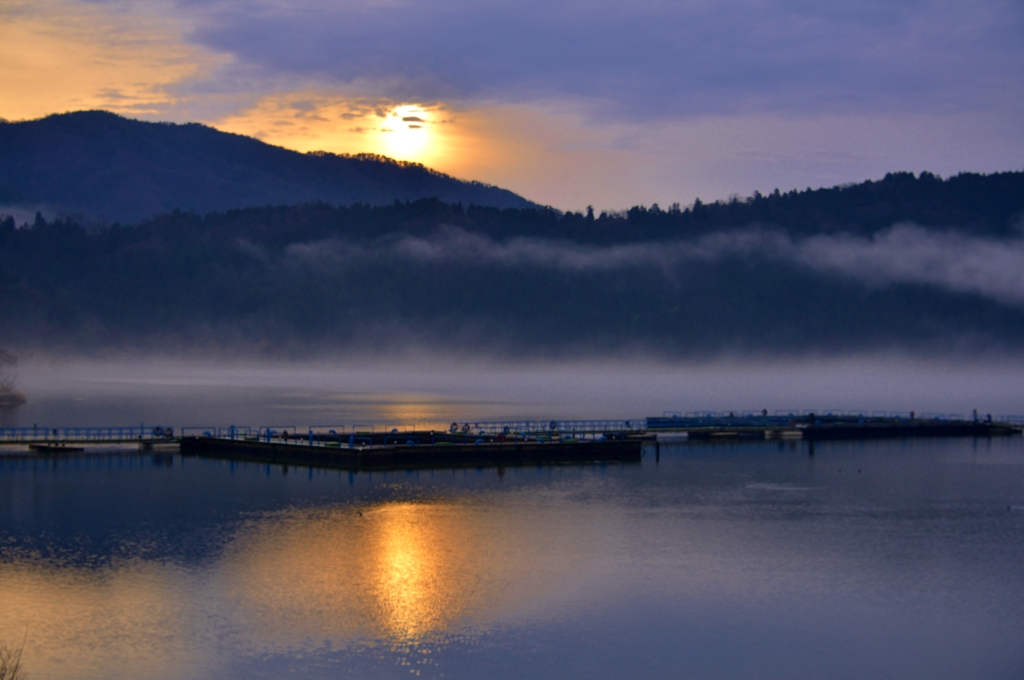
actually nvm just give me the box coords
[371,503,469,638]
[216,497,609,643]
[371,396,463,431]
[217,502,489,641]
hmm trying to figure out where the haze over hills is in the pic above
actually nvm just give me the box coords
[0,111,537,224]
[1,170,1022,358]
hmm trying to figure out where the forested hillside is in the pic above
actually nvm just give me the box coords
[0,111,536,223]
[1,170,1022,357]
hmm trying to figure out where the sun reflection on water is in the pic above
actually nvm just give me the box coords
[370,503,468,639]
[0,478,617,678]
[217,499,550,644]
[216,494,607,646]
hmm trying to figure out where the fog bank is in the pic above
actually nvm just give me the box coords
[4,355,1023,428]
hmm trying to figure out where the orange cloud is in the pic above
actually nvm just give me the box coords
[0,0,221,121]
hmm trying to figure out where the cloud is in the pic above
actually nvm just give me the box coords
[169,0,1023,121]
[281,225,1024,306]
[0,0,222,121]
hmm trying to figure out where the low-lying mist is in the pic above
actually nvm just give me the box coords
[292,223,1024,305]
[3,223,1024,359]
[4,354,1024,429]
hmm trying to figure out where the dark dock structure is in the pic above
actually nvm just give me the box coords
[3,412,1021,470]
[179,434,643,471]
[647,411,1021,441]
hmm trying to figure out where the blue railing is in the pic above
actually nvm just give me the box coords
[647,411,1024,430]
[0,425,174,442]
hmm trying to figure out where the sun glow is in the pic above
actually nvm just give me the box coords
[211,94,637,208]
[215,94,448,167]
[383,105,432,160]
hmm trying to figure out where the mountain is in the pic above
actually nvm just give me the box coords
[2,171,1023,358]
[0,111,537,223]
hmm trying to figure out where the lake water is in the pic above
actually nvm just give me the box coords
[2,359,1023,678]
[2,436,1023,679]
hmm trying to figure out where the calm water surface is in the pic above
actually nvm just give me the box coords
[2,437,1023,679]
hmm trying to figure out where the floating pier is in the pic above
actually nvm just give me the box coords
[647,412,1021,441]
[179,434,643,471]
[3,412,1021,470]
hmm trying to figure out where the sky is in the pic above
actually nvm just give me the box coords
[1,0,1022,210]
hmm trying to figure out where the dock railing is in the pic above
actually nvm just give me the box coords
[6,412,1021,447]
[177,418,648,448]
[0,425,175,443]
[442,419,646,439]
[645,411,1023,430]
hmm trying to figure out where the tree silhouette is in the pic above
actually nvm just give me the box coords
[0,349,26,408]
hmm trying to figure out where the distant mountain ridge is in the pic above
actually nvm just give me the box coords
[0,111,537,223]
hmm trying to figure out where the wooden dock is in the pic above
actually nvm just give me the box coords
[179,435,644,471]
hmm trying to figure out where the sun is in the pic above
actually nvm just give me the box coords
[213,97,451,169]
[383,105,431,161]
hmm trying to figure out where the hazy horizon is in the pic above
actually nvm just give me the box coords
[4,354,1023,430]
